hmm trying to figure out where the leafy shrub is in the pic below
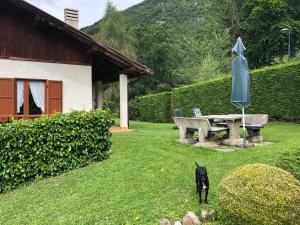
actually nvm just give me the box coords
[103,100,119,115]
[0,110,114,193]
[128,98,140,120]
[218,164,300,225]
[136,61,300,122]
[276,151,300,181]
[137,92,171,123]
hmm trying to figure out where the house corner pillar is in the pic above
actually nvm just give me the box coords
[97,81,103,109]
[119,74,128,128]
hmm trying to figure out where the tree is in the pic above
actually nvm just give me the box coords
[203,0,245,38]
[98,1,136,59]
[96,1,138,109]
[130,24,185,97]
[241,0,300,67]
[206,0,300,68]
[198,54,222,81]
[178,29,232,82]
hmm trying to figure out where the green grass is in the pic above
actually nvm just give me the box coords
[0,121,299,225]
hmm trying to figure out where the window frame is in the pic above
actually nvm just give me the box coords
[15,78,47,118]
[0,77,63,121]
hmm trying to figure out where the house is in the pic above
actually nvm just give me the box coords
[0,0,151,128]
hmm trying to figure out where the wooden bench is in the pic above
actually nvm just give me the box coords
[174,117,228,145]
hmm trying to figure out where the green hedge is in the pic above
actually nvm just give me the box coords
[137,92,171,123]
[0,110,113,193]
[137,61,300,122]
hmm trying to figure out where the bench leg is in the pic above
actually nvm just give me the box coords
[194,128,218,148]
[198,128,206,143]
[179,127,196,144]
[223,120,245,147]
[247,128,263,143]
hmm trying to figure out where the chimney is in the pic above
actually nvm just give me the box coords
[64,8,79,29]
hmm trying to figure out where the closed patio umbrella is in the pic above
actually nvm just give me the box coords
[231,37,251,143]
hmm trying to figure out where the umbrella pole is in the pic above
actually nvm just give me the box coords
[242,108,246,147]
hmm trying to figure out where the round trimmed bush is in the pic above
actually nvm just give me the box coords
[218,164,300,225]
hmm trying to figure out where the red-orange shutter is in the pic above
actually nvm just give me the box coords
[47,80,62,115]
[0,78,15,120]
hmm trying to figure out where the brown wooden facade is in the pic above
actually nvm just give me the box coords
[0,4,91,65]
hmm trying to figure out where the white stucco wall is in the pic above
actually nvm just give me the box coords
[0,58,92,112]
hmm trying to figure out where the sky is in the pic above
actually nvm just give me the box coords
[25,0,144,28]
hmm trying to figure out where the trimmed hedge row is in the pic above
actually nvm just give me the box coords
[138,92,171,123]
[0,110,113,193]
[137,61,300,122]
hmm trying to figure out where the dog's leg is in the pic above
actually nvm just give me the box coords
[199,187,203,204]
[195,172,199,193]
[205,188,209,204]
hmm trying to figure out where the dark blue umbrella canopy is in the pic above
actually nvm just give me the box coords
[231,37,251,108]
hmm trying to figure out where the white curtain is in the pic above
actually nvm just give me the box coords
[29,81,45,113]
[17,81,24,113]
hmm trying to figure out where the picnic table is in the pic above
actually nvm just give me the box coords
[174,114,268,147]
[174,115,244,147]
[201,115,244,146]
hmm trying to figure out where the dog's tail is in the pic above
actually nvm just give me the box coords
[195,161,200,167]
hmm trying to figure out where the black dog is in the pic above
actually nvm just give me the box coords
[195,162,209,204]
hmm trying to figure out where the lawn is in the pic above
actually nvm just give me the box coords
[0,121,299,225]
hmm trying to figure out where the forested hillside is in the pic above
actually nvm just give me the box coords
[81,0,300,103]
[82,0,204,37]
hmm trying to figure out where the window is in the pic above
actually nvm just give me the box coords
[17,80,45,116]
[0,78,62,120]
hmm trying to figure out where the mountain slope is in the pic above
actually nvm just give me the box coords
[81,0,204,37]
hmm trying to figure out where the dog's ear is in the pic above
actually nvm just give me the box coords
[195,162,200,167]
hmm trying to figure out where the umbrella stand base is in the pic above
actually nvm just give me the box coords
[223,138,254,148]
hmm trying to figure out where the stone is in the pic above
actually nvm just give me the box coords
[182,215,193,225]
[182,211,201,225]
[174,221,183,225]
[248,135,263,143]
[179,127,196,144]
[201,209,210,221]
[246,127,263,143]
[179,138,197,144]
[160,218,172,225]
[226,120,241,139]
[194,141,219,148]
[223,138,247,148]
[208,210,217,221]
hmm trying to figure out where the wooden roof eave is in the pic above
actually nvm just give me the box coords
[7,0,152,77]
[49,19,152,77]
[91,48,152,77]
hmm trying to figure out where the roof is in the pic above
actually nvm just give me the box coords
[3,0,152,81]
